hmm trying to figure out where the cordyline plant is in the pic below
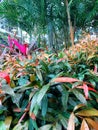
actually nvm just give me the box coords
[0,38,98,130]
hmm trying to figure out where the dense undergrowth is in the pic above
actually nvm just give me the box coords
[0,39,98,130]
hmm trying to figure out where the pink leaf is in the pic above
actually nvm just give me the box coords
[53,77,79,83]
[94,64,97,73]
[8,35,28,55]
[12,39,27,55]
[77,83,88,99]
[76,84,97,99]
[67,113,75,130]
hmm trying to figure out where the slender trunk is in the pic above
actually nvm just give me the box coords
[48,21,53,49]
[38,34,41,48]
[65,0,74,46]
[63,25,68,49]
[29,32,33,44]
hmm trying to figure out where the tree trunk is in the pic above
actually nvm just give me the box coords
[65,0,74,46]
[48,21,53,49]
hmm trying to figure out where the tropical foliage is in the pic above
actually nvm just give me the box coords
[0,0,98,49]
[0,0,98,130]
[0,38,98,129]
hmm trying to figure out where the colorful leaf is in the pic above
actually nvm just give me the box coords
[94,64,97,73]
[67,113,75,130]
[85,118,98,130]
[88,87,97,92]
[53,77,79,83]
[8,35,28,55]
[0,72,10,84]
[76,108,98,117]
[5,116,12,130]
[80,119,89,130]
[30,113,36,120]
[77,83,88,99]
[73,104,85,112]
[76,83,97,99]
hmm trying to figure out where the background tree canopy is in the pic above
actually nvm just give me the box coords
[0,0,98,49]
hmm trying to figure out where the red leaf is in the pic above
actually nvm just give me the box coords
[4,75,10,84]
[53,77,79,83]
[88,87,97,92]
[0,72,10,84]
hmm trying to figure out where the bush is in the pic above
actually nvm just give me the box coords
[0,39,98,129]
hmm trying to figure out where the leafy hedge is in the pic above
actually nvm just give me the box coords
[0,39,98,130]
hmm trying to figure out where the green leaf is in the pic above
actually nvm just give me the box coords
[40,61,49,73]
[73,90,87,104]
[13,122,28,130]
[55,122,62,130]
[11,93,22,107]
[78,73,84,80]
[33,105,39,116]
[39,124,52,130]
[18,76,29,86]
[36,68,43,82]
[2,84,15,96]
[29,118,38,130]
[52,126,56,130]
[0,121,6,130]
[59,115,67,129]
[30,92,39,113]
[37,84,50,104]
[90,91,98,99]
[28,118,34,130]
[41,95,48,117]
[61,88,69,110]
[0,105,6,114]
